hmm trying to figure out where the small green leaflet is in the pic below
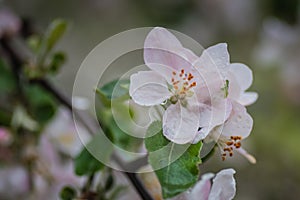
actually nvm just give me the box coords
[44,19,68,52]
[96,79,130,106]
[222,79,230,98]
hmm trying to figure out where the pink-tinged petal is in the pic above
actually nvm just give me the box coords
[229,63,253,91]
[183,48,198,63]
[145,63,176,81]
[208,168,236,200]
[221,101,253,139]
[144,27,195,72]
[190,173,214,200]
[238,92,258,106]
[193,52,226,101]
[129,71,171,106]
[203,43,230,69]
[0,127,11,145]
[236,147,256,164]
[163,101,200,144]
[194,77,224,104]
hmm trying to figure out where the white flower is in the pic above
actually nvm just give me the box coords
[189,168,236,200]
[34,134,84,200]
[43,107,91,157]
[0,166,29,199]
[130,27,204,144]
[130,27,257,149]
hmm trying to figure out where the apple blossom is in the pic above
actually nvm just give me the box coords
[189,168,236,200]
[190,43,257,162]
[130,27,257,155]
[130,27,205,144]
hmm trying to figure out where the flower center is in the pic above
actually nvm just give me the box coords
[220,136,242,161]
[169,69,197,104]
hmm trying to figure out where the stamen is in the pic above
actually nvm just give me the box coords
[173,81,180,85]
[189,82,196,88]
[221,135,243,161]
[170,68,197,101]
[187,73,194,81]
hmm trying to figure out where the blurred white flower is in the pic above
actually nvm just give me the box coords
[43,107,91,157]
[0,166,29,199]
[254,18,300,104]
[33,133,84,200]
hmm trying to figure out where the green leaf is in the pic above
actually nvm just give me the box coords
[25,85,57,124]
[60,186,77,200]
[97,103,142,152]
[0,59,16,94]
[45,19,67,52]
[145,121,202,198]
[96,79,130,105]
[74,146,105,176]
[48,51,66,74]
[74,134,113,176]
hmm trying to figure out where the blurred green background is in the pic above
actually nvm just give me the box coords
[3,0,300,199]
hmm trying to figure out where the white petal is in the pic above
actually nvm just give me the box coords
[208,168,236,200]
[226,72,242,101]
[236,147,256,164]
[190,173,214,200]
[129,71,171,106]
[221,101,253,139]
[194,48,227,101]
[144,27,195,73]
[229,63,253,91]
[203,43,230,69]
[193,126,212,143]
[163,101,200,144]
[197,99,232,139]
[238,92,258,106]
[149,105,164,122]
